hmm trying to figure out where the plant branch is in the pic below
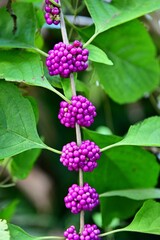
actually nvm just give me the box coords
[59,0,84,233]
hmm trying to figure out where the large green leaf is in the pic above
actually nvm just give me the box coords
[0,81,46,158]
[124,200,160,235]
[84,0,160,36]
[0,219,10,240]
[0,200,19,222]
[86,44,113,65]
[100,188,160,200]
[91,20,159,103]
[101,200,160,236]
[0,50,52,89]
[83,128,159,226]
[0,2,36,48]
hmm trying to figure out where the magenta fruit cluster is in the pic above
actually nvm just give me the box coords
[64,225,79,240]
[60,140,101,172]
[80,224,101,240]
[64,224,101,240]
[46,41,89,77]
[64,183,99,214]
[58,95,96,128]
[45,0,60,25]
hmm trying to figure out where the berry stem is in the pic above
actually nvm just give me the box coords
[45,145,62,154]
[100,142,120,152]
[59,0,84,233]
[48,0,61,8]
[34,48,49,57]
[50,86,71,103]
[35,236,64,240]
[83,32,99,48]
[99,228,126,237]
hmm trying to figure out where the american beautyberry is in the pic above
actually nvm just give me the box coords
[80,224,101,240]
[44,0,60,25]
[64,225,80,240]
[58,95,96,128]
[60,140,101,172]
[46,41,89,77]
[64,183,99,214]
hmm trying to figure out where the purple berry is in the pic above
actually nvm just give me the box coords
[44,0,60,25]
[80,224,101,240]
[64,183,99,214]
[58,95,96,128]
[46,41,89,77]
[60,140,101,172]
[64,225,80,240]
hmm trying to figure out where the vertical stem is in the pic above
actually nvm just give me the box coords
[59,0,84,233]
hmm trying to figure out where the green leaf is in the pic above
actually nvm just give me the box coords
[86,44,113,65]
[100,188,160,200]
[8,224,36,240]
[116,116,160,147]
[84,0,160,35]
[0,2,36,48]
[91,20,159,103]
[83,128,159,226]
[0,50,51,88]
[124,200,160,235]
[0,200,19,222]
[11,148,41,179]
[0,219,10,240]
[0,81,46,159]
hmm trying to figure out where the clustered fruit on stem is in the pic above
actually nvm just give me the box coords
[44,2,101,239]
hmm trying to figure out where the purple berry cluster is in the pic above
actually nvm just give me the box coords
[58,95,96,128]
[80,224,101,240]
[64,224,101,240]
[64,225,79,240]
[60,140,101,172]
[46,40,89,77]
[45,0,60,25]
[64,183,99,214]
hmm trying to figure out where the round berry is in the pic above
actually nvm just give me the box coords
[44,0,60,25]
[46,41,89,77]
[60,140,101,172]
[80,224,101,240]
[64,183,99,214]
[64,225,80,240]
[58,95,96,128]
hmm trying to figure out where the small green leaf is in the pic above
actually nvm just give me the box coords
[0,81,46,159]
[0,200,19,222]
[100,188,160,200]
[84,0,160,35]
[124,200,160,235]
[0,219,10,240]
[86,44,113,65]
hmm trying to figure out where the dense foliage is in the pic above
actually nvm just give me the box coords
[0,0,160,239]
